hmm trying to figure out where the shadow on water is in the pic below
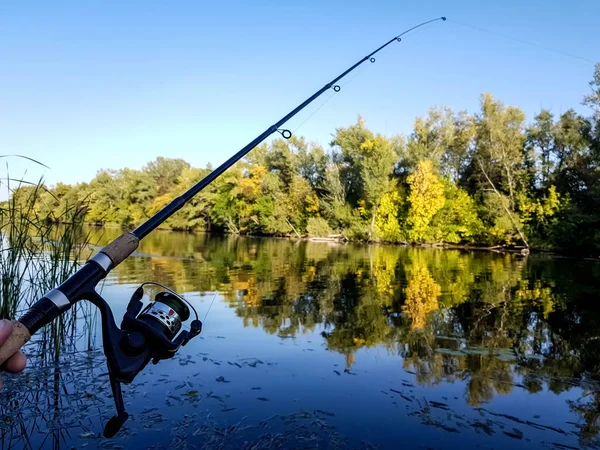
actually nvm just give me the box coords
[3,228,600,449]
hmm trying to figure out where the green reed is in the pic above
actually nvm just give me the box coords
[0,170,95,361]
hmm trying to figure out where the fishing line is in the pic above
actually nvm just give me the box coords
[292,63,370,135]
[203,291,218,322]
[292,18,445,136]
[450,19,595,65]
[293,64,369,135]
[292,91,336,134]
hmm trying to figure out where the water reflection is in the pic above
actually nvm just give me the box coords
[100,230,600,440]
[4,228,600,448]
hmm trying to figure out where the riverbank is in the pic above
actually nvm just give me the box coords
[85,223,597,258]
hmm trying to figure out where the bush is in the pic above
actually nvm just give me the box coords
[343,219,369,241]
[306,217,332,237]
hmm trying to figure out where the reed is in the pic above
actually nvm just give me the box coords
[0,164,94,360]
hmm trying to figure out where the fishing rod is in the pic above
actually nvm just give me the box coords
[0,16,446,437]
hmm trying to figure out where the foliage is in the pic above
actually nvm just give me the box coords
[429,181,483,244]
[306,217,332,237]
[374,187,404,242]
[14,65,600,253]
[406,160,445,242]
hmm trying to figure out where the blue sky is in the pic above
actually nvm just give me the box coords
[1,0,598,188]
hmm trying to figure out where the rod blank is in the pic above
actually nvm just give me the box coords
[132,16,447,240]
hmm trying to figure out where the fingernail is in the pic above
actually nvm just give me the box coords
[0,320,9,331]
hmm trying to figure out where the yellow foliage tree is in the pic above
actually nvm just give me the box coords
[239,165,268,201]
[374,187,403,242]
[518,185,561,225]
[406,160,445,242]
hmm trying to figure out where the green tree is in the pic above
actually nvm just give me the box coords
[144,157,190,196]
[360,135,397,239]
[527,109,555,187]
[429,182,483,244]
[583,62,600,115]
[400,108,474,183]
[472,93,530,246]
[331,117,373,207]
[473,93,528,209]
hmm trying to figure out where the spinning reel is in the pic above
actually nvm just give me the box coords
[96,282,202,437]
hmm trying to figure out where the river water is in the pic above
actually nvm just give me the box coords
[2,229,600,449]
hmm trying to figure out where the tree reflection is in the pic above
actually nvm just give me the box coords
[402,256,441,330]
[89,228,600,443]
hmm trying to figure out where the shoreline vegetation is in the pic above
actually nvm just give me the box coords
[0,175,95,354]
[9,64,600,257]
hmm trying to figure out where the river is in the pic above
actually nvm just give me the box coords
[2,229,600,449]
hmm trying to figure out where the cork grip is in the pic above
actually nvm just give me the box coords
[100,232,139,268]
[0,321,31,367]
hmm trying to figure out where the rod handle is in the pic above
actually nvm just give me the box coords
[100,232,139,268]
[0,321,31,367]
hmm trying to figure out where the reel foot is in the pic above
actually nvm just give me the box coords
[103,412,129,438]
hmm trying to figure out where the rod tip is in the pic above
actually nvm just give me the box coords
[441,16,447,21]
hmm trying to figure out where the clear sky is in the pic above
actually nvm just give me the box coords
[1,0,599,188]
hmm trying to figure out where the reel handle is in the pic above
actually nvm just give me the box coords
[0,321,31,367]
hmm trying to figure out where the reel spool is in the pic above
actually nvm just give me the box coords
[139,291,191,339]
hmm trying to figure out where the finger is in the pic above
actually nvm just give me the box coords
[0,320,12,345]
[3,351,26,373]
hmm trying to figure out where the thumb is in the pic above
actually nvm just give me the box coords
[0,320,12,346]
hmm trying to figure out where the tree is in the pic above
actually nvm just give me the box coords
[472,93,530,246]
[168,166,213,230]
[360,135,397,239]
[429,182,483,244]
[527,109,555,188]
[265,139,298,189]
[86,170,122,224]
[332,118,396,239]
[583,62,600,116]
[402,108,454,171]
[400,108,475,183]
[13,67,600,254]
[473,93,528,210]
[406,160,445,242]
[374,185,404,242]
[143,157,190,196]
[297,141,328,191]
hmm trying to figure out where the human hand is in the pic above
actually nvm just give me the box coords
[0,319,27,389]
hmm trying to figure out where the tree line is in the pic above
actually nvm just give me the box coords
[14,64,600,253]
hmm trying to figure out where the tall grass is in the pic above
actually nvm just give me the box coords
[0,167,95,360]
[0,165,107,448]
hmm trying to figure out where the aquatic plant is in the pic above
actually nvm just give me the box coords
[0,162,94,359]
